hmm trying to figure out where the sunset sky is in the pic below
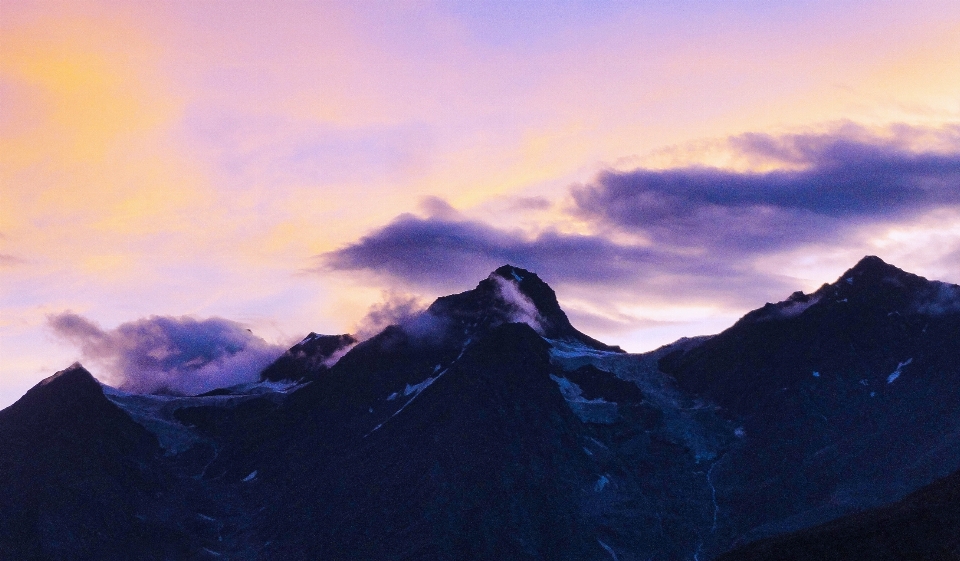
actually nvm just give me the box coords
[2,1,959,405]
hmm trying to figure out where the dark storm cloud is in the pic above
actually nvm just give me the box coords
[572,133,960,252]
[48,312,285,395]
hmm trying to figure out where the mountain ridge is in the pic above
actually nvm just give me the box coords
[2,256,959,560]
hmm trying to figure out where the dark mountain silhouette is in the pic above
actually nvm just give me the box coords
[424,265,624,353]
[2,258,958,560]
[259,332,356,383]
[0,364,193,560]
[659,256,960,552]
[719,465,960,560]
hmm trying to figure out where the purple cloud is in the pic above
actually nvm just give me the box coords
[317,213,784,304]
[47,312,285,395]
[572,132,960,252]
[317,128,960,311]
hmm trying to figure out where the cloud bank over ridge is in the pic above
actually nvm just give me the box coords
[48,312,285,395]
[319,127,960,310]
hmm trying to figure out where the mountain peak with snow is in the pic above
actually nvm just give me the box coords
[5,257,960,560]
[425,264,624,352]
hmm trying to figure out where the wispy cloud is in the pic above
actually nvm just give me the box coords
[352,291,428,340]
[0,254,27,267]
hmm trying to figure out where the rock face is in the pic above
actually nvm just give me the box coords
[718,466,960,560]
[659,256,960,552]
[2,258,959,560]
[425,265,624,353]
[0,364,190,560]
[256,323,600,560]
[259,332,356,382]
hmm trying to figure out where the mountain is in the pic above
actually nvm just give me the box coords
[658,256,960,552]
[719,465,960,560]
[259,332,356,383]
[0,364,193,560]
[424,265,624,353]
[2,258,959,560]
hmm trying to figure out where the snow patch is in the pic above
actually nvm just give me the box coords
[886,358,913,384]
[102,388,202,454]
[546,338,616,360]
[549,374,618,424]
[594,475,610,492]
[232,379,303,394]
[597,539,619,561]
[779,294,822,318]
[551,345,724,464]
[404,375,439,397]
[550,374,584,401]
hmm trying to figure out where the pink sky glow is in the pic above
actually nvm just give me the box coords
[2,0,959,405]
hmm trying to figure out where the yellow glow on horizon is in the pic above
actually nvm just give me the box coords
[0,15,189,250]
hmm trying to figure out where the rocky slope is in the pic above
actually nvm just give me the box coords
[1,258,958,560]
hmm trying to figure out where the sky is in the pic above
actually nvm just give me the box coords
[1,0,959,406]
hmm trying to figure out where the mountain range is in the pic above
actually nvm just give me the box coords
[2,257,958,560]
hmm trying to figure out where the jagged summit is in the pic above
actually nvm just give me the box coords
[259,265,621,389]
[40,361,94,385]
[843,254,905,278]
[260,332,357,382]
[1,362,122,428]
[816,254,960,316]
[5,256,960,560]
[426,264,624,352]
[1,363,105,420]
[662,253,960,417]
[0,366,172,559]
[830,255,928,292]
[738,255,957,326]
